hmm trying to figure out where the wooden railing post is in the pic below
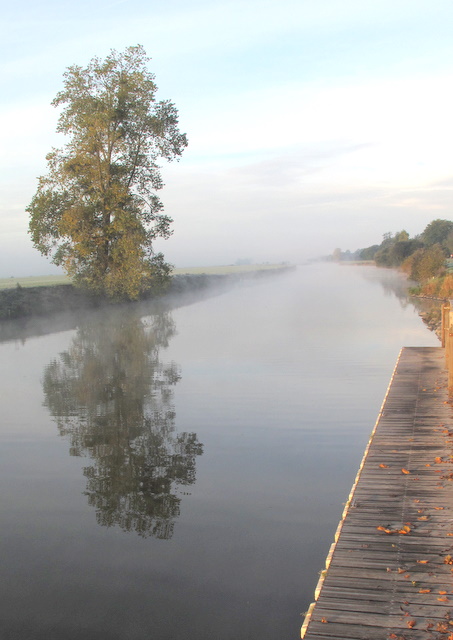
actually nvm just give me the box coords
[442,303,450,348]
[449,329,453,395]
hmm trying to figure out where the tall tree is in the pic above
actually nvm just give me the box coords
[27,45,187,299]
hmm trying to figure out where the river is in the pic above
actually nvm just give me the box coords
[0,263,440,640]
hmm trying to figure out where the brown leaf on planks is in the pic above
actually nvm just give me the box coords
[379,463,390,468]
[399,525,411,535]
[416,560,429,564]
[444,555,453,564]
[419,588,431,593]
[406,620,416,628]
[402,468,411,474]
[321,617,328,623]
[377,526,394,534]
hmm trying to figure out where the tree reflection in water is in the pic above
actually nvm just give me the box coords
[42,307,203,539]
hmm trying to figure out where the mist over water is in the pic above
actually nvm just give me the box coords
[0,264,439,639]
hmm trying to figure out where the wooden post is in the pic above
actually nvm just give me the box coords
[442,303,450,348]
[449,329,453,395]
[446,321,450,370]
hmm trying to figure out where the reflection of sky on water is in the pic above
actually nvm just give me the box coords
[0,264,440,640]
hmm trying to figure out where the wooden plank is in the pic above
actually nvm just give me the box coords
[301,347,453,640]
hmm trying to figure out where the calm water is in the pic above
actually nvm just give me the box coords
[0,264,439,640]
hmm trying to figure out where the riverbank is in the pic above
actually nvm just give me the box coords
[0,265,294,321]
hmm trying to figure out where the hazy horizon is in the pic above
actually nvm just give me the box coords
[2,0,453,277]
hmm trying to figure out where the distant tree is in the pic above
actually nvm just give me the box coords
[27,45,187,300]
[446,231,453,255]
[394,229,409,242]
[359,244,380,260]
[421,219,453,247]
[332,248,342,262]
[403,244,446,281]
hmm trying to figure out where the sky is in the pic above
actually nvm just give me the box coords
[2,0,453,275]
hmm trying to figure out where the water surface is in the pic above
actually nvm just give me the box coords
[0,264,439,639]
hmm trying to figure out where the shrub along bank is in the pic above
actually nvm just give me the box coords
[359,219,453,298]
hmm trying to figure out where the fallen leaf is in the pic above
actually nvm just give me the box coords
[402,468,411,474]
[438,622,449,632]
[321,617,328,623]
[377,526,394,534]
[438,597,449,602]
[416,560,429,564]
[444,555,453,564]
[435,457,443,464]
[439,591,448,595]
[435,507,445,510]
[399,526,411,535]
[379,463,390,468]
[419,588,431,593]
[406,620,416,628]
[418,516,430,521]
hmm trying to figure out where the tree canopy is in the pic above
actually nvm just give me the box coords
[27,45,187,299]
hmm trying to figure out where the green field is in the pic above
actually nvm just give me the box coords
[0,264,290,291]
[0,274,72,290]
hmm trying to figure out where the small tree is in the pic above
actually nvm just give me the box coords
[27,46,187,299]
[403,244,446,281]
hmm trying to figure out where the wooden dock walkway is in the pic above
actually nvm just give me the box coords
[301,347,453,640]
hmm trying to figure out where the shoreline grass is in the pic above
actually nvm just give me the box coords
[0,264,290,290]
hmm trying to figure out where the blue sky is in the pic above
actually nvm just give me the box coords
[2,0,453,275]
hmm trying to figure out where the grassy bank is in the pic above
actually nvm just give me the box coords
[0,264,289,291]
[0,264,293,321]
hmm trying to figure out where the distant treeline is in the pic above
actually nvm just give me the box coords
[332,219,453,297]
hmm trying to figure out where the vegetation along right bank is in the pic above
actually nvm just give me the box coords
[334,218,453,298]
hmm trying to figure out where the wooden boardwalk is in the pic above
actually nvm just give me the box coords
[301,347,453,640]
